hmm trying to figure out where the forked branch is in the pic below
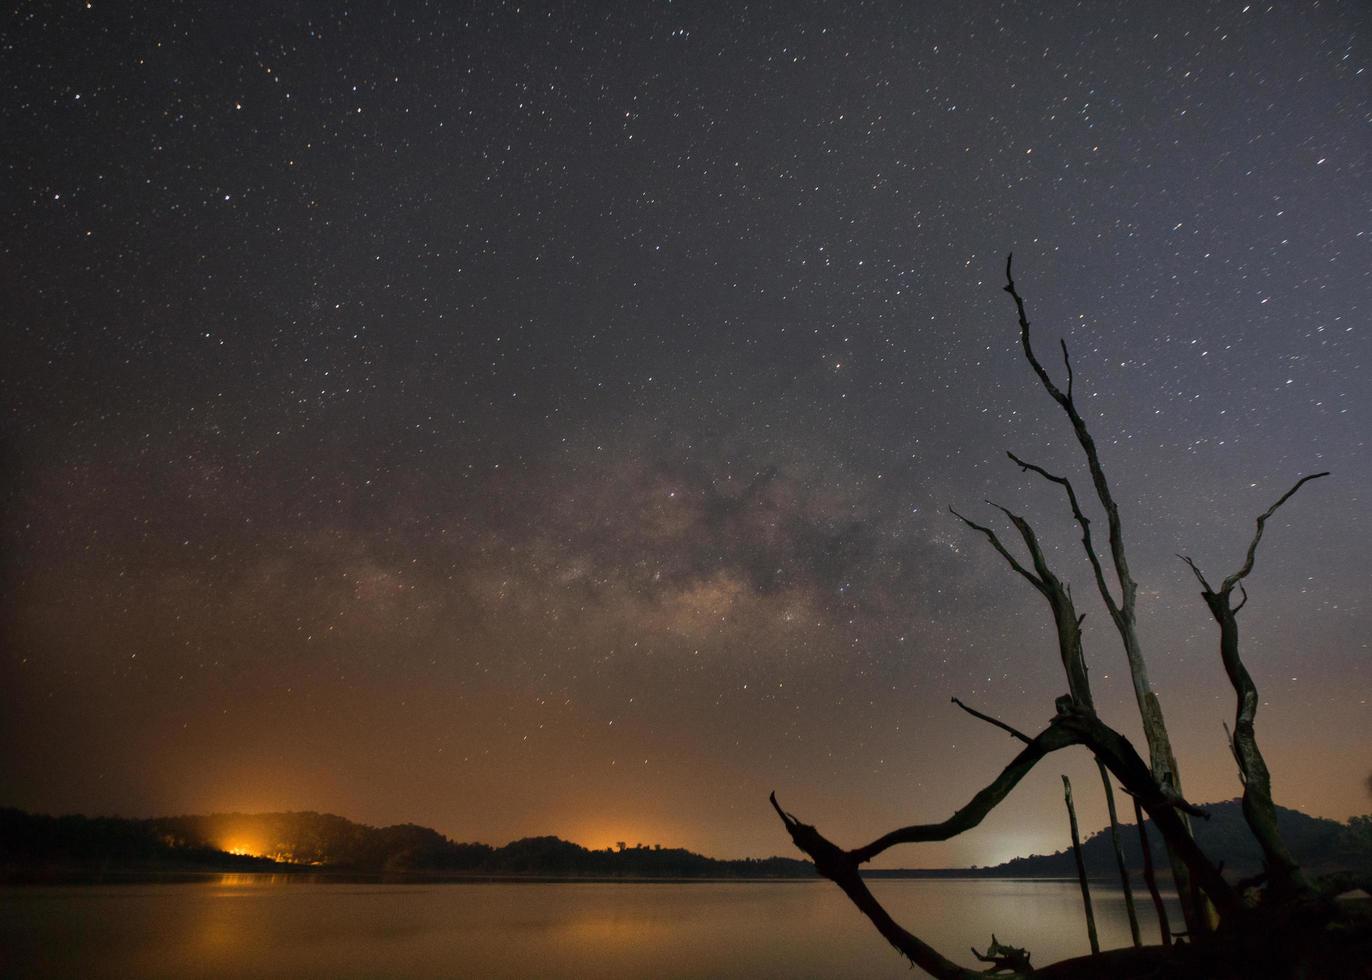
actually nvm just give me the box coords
[1005,254,1195,928]
[1004,253,1135,623]
[953,502,1093,708]
[769,792,983,979]
[1006,451,1119,626]
[1177,474,1328,897]
[950,505,1042,594]
[772,708,1238,913]
[770,708,1240,975]
[1220,472,1329,595]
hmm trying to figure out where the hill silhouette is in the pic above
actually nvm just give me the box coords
[869,799,1372,880]
[4,801,1368,882]
[0,807,812,879]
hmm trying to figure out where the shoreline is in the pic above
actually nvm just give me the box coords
[1,868,1108,886]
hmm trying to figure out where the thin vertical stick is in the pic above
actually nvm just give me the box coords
[1096,761,1141,946]
[1062,774,1100,955]
[1134,797,1171,946]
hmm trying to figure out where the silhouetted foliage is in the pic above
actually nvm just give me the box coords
[0,807,813,880]
[0,807,281,875]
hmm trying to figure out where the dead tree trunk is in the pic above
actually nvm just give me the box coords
[1179,473,1327,900]
[1097,761,1141,946]
[1134,797,1172,946]
[1063,775,1101,955]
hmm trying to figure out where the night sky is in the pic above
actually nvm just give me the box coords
[3,2,1369,868]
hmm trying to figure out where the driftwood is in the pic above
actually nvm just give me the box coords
[971,934,1031,975]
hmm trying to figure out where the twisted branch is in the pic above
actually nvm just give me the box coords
[771,709,1239,975]
[1177,474,1327,898]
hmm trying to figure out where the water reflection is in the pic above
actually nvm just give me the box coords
[215,874,302,888]
[0,878,1182,978]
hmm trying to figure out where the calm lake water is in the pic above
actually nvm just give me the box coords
[0,877,1180,978]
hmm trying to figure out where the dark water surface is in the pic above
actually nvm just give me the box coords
[0,877,1179,978]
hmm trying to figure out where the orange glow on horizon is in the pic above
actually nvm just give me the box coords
[567,821,678,854]
[221,839,266,858]
[216,834,320,864]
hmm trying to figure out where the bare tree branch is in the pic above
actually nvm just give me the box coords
[1177,475,1328,899]
[772,711,1240,971]
[1095,761,1142,947]
[987,502,1054,584]
[962,473,1142,938]
[1060,338,1075,401]
[776,260,1358,973]
[1134,797,1172,946]
[951,697,1032,744]
[1004,253,1132,616]
[1063,774,1101,955]
[954,502,1093,709]
[1006,253,1199,928]
[769,792,983,979]
[1007,451,1119,623]
[1177,554,1213,592]
[843,714,1232,914]
[1220,473,1330,594]
[840,724,1076,865]
[949,505,1043,592]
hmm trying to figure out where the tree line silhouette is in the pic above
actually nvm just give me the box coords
[0,807,811,879]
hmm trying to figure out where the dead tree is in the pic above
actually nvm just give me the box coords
[1179,474,1327,900]
[769,256,1355,978]
[1002,258,1203,931]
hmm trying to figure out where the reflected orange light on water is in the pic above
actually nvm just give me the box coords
[553,911,676,951]
[216,874,298,887]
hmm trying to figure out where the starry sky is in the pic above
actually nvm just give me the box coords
[2,1,1369,868]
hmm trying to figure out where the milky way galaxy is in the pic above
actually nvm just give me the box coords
[2,2,1369,867]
